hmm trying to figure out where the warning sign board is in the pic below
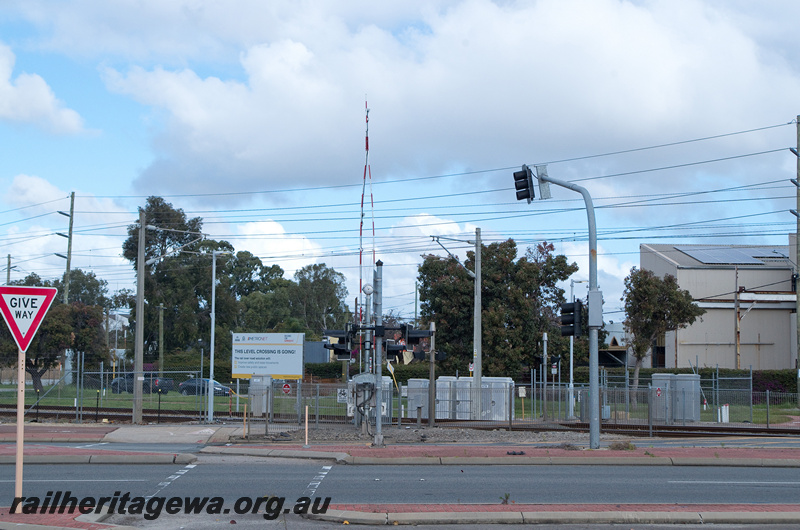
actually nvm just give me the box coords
[0,286,58,352]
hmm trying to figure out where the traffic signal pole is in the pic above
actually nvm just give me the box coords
[471,228,482,419]
[533,170,602,449]
[373,261,384,447]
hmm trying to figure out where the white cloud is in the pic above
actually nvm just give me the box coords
[89,0,800,204]
[0,44,84,134]
[229,220,323,278]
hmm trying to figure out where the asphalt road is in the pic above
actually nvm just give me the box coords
[3,458,799,506]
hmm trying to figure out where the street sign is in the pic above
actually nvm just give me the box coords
[0,286,58,352]
[282,383,291,394]
[656,387,662,397]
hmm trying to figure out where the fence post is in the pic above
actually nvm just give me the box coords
[315,384,320,429]
[749,366,753,423]
[648,385,653,438]
[508,384,513,431]
[268,380,274,425]
[682,388,686,427]
[296,380,302,425]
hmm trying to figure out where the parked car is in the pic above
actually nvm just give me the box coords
[178,378,232,396]
[110,373,173,394]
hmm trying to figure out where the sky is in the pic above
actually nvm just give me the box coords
[0,0,798,327]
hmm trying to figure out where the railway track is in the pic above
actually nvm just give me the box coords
[2,405,798,437]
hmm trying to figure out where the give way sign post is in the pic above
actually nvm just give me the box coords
[0,286,58,510]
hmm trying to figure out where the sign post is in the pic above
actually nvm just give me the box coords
[0,286,58,511]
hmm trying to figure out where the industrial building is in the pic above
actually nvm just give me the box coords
[639,237,796,370]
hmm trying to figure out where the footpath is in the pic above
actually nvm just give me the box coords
[0,422,799,528]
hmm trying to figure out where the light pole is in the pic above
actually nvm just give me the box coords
[514,164,603,449]
[430,229,482,419]
[569,279,587,419]
[791,117,800,378]
[132,218,205,424]
[208,250,230,423]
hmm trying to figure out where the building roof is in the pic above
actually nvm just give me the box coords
[642,243,792,269]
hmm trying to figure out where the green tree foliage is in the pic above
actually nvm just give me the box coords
[291,263,350,339]
[120,197,351,364]
[122,196,204,269]
[622,267,706,390]
[53,269,109,307]
[418,240,577,377]
[0,302,108,392]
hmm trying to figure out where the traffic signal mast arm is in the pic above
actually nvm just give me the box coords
[511,164,602,450]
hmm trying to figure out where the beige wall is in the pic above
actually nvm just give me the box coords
[640,245,678,278]
[668,307,793,370]
[643,243,795,370]
[678,267,792,300]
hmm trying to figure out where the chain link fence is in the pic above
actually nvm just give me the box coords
[2,366,798,433]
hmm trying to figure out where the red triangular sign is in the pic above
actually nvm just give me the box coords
[0,286,58,352]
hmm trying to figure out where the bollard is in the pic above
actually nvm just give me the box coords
[157,388,162,424]
[416,406,422,427]
[303,405,309,448]
[95,390,100,422]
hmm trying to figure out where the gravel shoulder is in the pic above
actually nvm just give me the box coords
[236,424,634,446]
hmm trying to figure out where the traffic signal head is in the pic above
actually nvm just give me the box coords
[323,326,355,360]
[385,340,405,361]
[323,340,352,360]
[560,300,583,337]
[405,325,433,346]
[513,164,534,203]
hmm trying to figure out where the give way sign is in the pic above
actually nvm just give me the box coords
[0,286,58,352]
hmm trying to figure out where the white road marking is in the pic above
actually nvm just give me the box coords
[146,463,197,499]
[304,465,332,497]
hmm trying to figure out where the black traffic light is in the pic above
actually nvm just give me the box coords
[323,324,355,360]
[513,164,534,203]
[385,340,405,361]
[404,325,434,346]
[560,300,583,337]
[323,339,351,360]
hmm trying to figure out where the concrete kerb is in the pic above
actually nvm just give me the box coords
[76,506,140,530]
[88,453,197,464]
[197,445,800,467]
[391,511,525,525]
[0,455,91,464]
[199,445,350,463]
[0,453,196,465]
[310,510,800,526]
